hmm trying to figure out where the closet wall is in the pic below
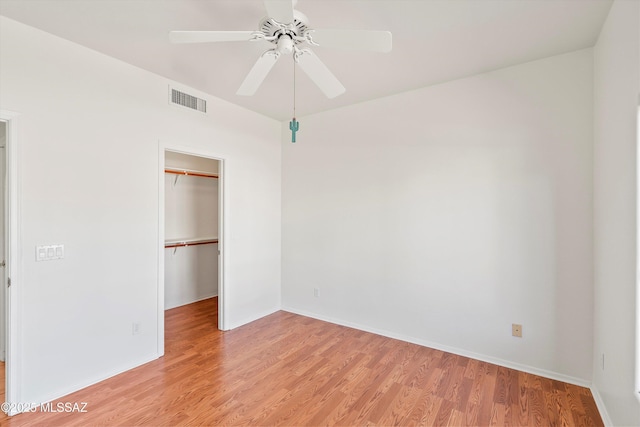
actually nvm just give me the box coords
[164,151,219,309]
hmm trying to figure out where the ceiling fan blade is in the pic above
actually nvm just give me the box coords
[263,0,295,23]
[296,50,345,99]
[309,30,392,53]
[237,52,280,96]
[169,31,256,44]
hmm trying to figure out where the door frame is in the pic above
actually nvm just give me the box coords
[0,110,20,415]
[157,142,226,356]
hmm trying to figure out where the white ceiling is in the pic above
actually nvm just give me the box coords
[0,0,612,121]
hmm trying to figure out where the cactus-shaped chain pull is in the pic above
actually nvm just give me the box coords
[290,60,299,143]
[289,117,299,143]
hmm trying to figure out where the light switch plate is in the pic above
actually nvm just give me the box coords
[36,244,65,261]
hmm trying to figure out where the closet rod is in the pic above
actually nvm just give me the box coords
[165,168,219,179]
[164,238,218,249]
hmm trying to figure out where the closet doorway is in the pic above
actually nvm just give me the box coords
[159,148,224,354]
[0,121,6,364]
[0,120,5,398]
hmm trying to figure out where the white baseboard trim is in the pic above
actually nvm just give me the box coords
[590,386,614,426]
[165,293,218,311]
[226,306,281,331]
[10,352,159,416]
[282,305,591,388]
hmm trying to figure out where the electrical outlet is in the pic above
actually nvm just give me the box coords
[512,324,522,337]
[313,288,319,297]
[132,322,140,335]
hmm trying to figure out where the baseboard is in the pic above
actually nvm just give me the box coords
[590,386,614,426]
[165,293,218,310]
[282,305,591,388]
[225,306,281,331]
[10,352,159,416]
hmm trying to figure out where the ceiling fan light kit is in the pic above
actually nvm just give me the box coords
[170,0,392,142]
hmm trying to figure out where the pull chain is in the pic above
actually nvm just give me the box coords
[289,61,299,143]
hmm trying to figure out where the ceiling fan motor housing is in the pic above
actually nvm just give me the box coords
[259,11,310,54]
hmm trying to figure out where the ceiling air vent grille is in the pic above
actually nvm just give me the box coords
[170,88,207,113]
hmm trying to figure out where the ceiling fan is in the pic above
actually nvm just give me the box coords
[169,0,392,99]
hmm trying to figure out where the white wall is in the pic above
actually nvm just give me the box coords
[593,1,640,425]
[0,16,281,404]
[164,242,218,309]
[282,49,594,383]
[165,173,218,242]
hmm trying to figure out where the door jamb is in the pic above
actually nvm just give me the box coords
[1,110,21,415]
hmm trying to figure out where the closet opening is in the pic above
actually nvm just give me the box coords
[160,149,224,354]
[0,120,6,402]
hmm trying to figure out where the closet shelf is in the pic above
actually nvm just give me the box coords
[165,167,218,179]
[165,238,219,249]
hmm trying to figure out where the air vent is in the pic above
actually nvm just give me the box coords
[170,88,207,113]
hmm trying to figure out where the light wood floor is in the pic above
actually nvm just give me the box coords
[0,297,603,426]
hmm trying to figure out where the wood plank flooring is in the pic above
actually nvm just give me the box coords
[0,297,603,426]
